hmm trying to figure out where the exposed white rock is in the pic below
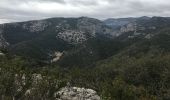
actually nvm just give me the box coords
[22,20,50,32]
[56,18,116,44]
[55,87,100,100]
[120,22,147,33]
[25,89,31,96]
[120,23,136,33]
[145,34,153,39]
[51,51,63,62]
[57,30,87,44]
[0,52,4,56]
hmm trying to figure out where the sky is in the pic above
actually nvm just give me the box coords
[0,0,170,24]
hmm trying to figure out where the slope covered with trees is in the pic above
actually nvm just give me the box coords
[0,17,170,100]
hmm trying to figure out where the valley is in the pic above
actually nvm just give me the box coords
[0,16,170,100]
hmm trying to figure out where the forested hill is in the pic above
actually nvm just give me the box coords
[0,16,170,100]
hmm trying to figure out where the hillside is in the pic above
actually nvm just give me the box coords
[1,16,170,67]
[0,17,115,64]
[0,16,170,100]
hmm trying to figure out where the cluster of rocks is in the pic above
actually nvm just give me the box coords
[57,30,87,44]
[57,17,116,44]
[55,86,100,100]
[13,73,101,100]
[119,21,157,39]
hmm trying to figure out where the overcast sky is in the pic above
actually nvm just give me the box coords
[0,0,170,23]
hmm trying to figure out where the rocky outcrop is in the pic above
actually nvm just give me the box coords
[20,73,100,100]
[12,73,101,100]
[57,17,115,44]
[55,87,100,100]
[22,20,50,32]
[57,30,87,44]
[145,34,153,39]
[51,51,63,62]
[0,52,4,56]
[120,23,136,33]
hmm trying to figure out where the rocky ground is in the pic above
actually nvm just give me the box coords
[55,86,100,100]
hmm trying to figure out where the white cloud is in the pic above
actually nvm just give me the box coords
[0,0,170,23]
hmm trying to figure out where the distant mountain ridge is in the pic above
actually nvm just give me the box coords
[0,16,170,67]
[0,17,115,63]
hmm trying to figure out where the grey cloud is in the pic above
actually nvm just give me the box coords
[1,0,170,23]
[10,0,65,3]
[67,0,99,6]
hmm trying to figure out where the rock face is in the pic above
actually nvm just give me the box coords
[55,87,100,100]
[51,51,63,62]
[57,30,87,44]
[22,20,50,32]
[120,23,136,33]
[57,17,114,44]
